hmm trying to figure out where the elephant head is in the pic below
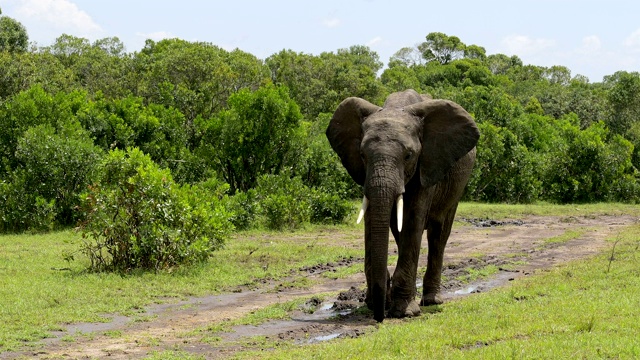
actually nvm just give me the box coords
[326,89,479,321]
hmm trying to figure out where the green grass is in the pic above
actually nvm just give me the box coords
[456,264,500,283]
[235,224,640,359]
[0,229,361,351]
[145,349,205,360]
[542,228,588,245]
[456,202,640,219]
[322,263,363,279]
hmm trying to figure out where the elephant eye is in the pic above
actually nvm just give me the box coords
[405,151,413,161]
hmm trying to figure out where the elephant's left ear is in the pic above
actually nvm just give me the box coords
[406,100,480,188]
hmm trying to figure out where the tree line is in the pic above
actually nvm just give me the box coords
[2,12,640,236]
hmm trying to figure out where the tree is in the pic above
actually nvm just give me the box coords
[464,44,487,61]
[266,49,325,118]
[485,54,522,75]
[198,85,304,193]
[46,35,135,98]
[0,85,80,175]
[135,39,268,121]
[604,71,640,135]
[418,32,466,64]
[267,45,384,119]
[545,65,571,86]
[46,34,91,66]
[0,12,28,53]
[380,61,423,94]
[389,46,423,67]
[320,45,385,106]
[0,51,75,99]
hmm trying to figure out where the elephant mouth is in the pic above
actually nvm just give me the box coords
[356,194,404,232]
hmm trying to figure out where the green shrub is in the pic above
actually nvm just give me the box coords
[78,148,232,272]
[256,173,310,230]
[240,172,353,230]
[198,84,304,193]
[0,124,102,232]
[310,190,353,224]
[227,189,259,230]
[0,180,56,233]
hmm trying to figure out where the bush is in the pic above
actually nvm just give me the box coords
[226,189,259,230]
[255,172,310,230]
[229,172,353,231]
[78,148,232,272]
[198,84,304,193]
[544,120,635,202]
[0,180,56,233]
[310,190,353,224]
[466,122,541,203]
[0,124,102,232]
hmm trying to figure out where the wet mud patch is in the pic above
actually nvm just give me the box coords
[272,321,372,344]
[459,218,525,227]
[332,286,366,313]
[298,256,363,275]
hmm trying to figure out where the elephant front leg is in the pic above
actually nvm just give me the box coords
[421,208,456,306]
[387,216,423,318]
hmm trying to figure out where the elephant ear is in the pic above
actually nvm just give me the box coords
[326,97,382,185]
[406,99,480,188]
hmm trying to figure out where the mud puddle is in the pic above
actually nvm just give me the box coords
[3,214,637,360]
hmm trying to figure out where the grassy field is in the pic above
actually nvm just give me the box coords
[236,222,640,359]
[1,202,639,358]
[0,226,363,351]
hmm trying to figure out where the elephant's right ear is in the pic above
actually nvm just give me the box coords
[326,97,381,186]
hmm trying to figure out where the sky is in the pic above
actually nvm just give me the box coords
[1,0,639,83]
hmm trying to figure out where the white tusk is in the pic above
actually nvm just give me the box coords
[396,195,404,233]
[356,196,369,224]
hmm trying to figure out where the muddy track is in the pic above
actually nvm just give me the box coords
[3,215,637,359]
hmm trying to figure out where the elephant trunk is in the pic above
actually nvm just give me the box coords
[368,192,391,322]
[365,170,402,322]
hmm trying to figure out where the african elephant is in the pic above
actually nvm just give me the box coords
[326,89,479,322]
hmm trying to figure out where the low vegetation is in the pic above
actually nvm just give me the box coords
[239,223,640,359]
[1,204,639,357]
[0,226,362,351]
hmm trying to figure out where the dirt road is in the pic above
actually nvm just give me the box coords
[3,214,637,359]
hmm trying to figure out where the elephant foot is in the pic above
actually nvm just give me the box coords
[387,298,421,318]
[420,292,443,306]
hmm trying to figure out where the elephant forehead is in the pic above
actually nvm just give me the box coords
[362,111,420,139]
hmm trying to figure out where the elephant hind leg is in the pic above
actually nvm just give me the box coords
[420,205,457,306]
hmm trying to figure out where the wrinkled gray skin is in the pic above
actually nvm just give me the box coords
[326,89,479,322]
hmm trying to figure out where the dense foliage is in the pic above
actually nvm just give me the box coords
[1,15,640,244]
[78,148,232,271]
